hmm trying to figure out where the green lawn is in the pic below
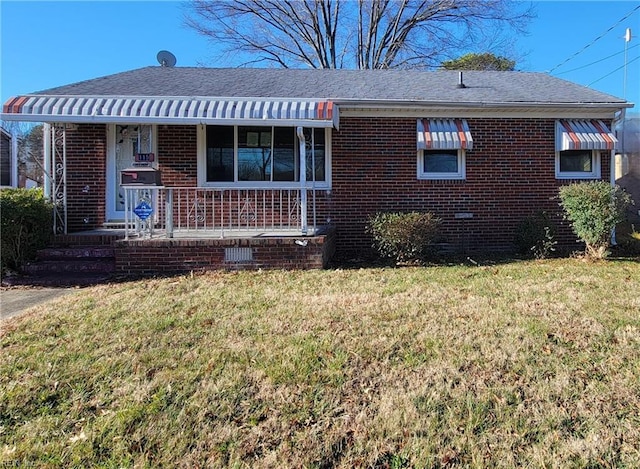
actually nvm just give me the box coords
[1,259,639,468]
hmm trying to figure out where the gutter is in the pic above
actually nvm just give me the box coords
[337,99,633,111]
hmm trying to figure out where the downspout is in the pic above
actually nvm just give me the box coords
[11,129,18,187]
[297,126,308,235]
[611,108,626,245]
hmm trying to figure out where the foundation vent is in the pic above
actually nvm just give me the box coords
[225,247,253,263]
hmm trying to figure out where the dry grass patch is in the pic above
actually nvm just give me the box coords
[1,259,639,468]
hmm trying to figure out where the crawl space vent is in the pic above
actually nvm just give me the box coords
[225,247,253,262]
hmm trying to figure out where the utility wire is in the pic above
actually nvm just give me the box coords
[548,4,640,73]
[587,54,640,86]
[555,43,640,75]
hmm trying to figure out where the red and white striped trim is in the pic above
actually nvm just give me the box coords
[2,96,339,128]
[556,119,616,151]
[417,119,473,150]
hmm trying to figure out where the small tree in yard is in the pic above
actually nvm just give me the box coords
[558,181,633,259]
[368,211,441,265]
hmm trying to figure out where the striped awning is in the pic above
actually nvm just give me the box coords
[556,119,616,151]
[1,96,339,128]
[417,119,473,150]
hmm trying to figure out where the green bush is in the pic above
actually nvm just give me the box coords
[558,181,633,259]
[514,212,557,259]
[367,211,441,264]
[613,223,640,257]
[1,188,53,272]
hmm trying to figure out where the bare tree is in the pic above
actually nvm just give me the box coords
[185,0,533,69]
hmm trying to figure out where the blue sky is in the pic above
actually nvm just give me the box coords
[1,1,639,113]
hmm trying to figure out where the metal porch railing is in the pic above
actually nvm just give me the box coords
[123,186,321,239]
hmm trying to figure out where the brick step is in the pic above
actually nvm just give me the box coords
[23,259,116,275]
[37,246,115,261]
[2,272,114,288]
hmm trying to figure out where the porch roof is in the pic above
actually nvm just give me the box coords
[1,96,338,128]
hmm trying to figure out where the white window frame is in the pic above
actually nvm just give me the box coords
[198,125,332,189]
[555,149,601,180]
[417,149,466,180]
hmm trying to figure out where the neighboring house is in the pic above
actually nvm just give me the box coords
[1,67,633,271]
[615,113,640,226]
[0,126,17,187]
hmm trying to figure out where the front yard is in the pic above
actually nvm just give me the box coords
[1,259,639,467]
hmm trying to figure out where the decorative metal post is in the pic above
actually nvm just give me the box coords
[51,124,67,234]
[297,127,308,235]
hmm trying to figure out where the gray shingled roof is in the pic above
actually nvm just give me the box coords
[33,66,627,105]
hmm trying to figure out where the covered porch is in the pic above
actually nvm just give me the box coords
[2,94,340,274]
[114,185,336,273]
[48,184,336,275]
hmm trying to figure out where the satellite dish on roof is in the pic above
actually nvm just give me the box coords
[157,50,177,67]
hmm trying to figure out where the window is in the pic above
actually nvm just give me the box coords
[206,126,234,182]
[200,125,329,187]
[556,150,600,179]
[418,149,466,180]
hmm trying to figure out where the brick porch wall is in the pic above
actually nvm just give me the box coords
[65,124,107,231]
[114,230,336,275]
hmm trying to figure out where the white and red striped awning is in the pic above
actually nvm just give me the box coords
[417,119,473,150]
[1,96,339,128]
[556,119,616,151]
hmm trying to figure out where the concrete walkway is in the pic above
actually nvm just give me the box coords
[0,288,73,321]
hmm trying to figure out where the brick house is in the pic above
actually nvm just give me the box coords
[1,67,632,271]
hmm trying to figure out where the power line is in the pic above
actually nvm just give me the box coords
[548,4,640,74]
[587,54,640,86]
[554,43,640,75]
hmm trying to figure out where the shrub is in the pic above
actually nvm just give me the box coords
[1,188,53,272]
[613,223,640,257]
[514,212,557,259]
[558,181,633,259]
[367,211,441,264]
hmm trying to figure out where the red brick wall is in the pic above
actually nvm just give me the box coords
[157,125,198,186]
[115,232,335,274]
[65,124,107,232]
[330,117,612,256]
[64,119,612,258]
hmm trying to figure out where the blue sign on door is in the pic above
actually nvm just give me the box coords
[133,201,153,220]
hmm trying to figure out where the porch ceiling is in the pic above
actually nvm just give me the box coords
[1,96,339,128]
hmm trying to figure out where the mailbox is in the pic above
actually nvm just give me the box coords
[120,167,162,186]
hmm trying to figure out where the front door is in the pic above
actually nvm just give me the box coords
[106,124,155,221]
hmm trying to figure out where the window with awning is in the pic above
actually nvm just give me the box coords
[556,119,617,151]
[417,119,473,150]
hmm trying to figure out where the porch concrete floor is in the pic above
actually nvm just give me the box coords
[69,228,317,240]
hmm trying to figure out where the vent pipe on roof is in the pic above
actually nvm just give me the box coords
[457,71,466,89]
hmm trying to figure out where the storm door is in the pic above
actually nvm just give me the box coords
[106,124,156,221]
